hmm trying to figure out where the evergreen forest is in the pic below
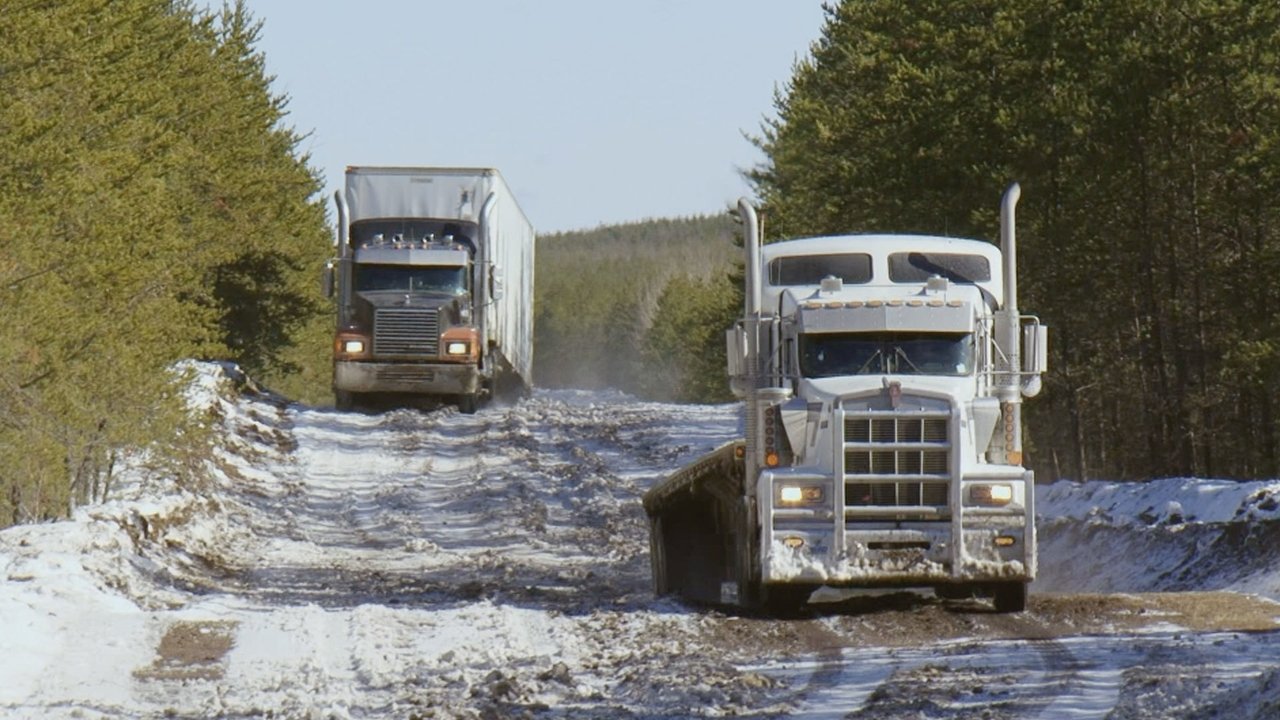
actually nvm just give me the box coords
[5,0,1280,527]
[533,215,738,402]
[749,0,1280,482]
[0,0,332,525]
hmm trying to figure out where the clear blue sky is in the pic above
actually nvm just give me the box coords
[210,1,828,233]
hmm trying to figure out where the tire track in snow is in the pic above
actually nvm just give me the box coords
[755,636,1089,718]
[740,605,1097,718]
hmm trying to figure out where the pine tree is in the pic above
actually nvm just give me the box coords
[749,0,1280,481]
[0,0,332,525]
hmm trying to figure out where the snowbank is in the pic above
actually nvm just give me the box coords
[1036,478,1280,598]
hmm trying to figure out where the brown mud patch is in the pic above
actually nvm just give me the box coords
[133,620,238,681]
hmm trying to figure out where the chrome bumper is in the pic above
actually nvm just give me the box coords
[333,360,480,395]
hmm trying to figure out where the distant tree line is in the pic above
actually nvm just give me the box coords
[749,0,1280,481]
[0,0,331,526]
[534,215,738,402]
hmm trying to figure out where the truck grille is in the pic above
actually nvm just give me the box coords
[373,308,439,356]
[843,412,951,509]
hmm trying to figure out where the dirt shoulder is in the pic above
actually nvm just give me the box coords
[695,590,1280,662]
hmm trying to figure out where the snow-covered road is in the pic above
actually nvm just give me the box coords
[2,363,1280,718]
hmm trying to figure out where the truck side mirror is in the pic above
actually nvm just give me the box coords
[322,259,337,298]
[726,326,745,378]
[726,325,747,398]
[1023,323,1048,374]
[1021,323,1048,398]
[489,264,505,301]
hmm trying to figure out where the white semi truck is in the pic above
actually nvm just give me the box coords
[643,184,1046,613]
[325,167,534,413]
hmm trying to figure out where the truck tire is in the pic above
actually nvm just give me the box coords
[760,584,816,617]
[457,393,479,414]
[935,584,976,600]
[992,582,1028,613]
[335,390,358,412]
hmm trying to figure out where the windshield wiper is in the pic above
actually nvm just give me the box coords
[893,346,922,374]
[855,349,883,375]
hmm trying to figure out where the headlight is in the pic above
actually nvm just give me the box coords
[777,484,825,506]
[334,332,369,357]
[969,483,1013,506]
[439,326,479,360]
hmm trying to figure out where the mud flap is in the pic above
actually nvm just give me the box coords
[649,517,670,596]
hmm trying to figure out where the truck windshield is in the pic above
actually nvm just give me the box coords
[800,332,973,377]
[355,264,467,294]
[769,253,872,286]
[888,252,990,284]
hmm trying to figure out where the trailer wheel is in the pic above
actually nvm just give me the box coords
[992,582,1028,613]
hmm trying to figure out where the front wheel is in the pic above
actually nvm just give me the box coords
[334,390,358,412]
[759,584,816,617]
[456,393,479,414]
[992,582,1028,613]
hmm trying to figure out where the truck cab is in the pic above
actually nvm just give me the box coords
[645,185,1045,614]
[332,220,484,411]
[325,167,534,414]
[749,235,1042,610]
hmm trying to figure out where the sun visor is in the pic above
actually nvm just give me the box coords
[797,301,974,333]
[354,248,469,266]
[345,168,490,223]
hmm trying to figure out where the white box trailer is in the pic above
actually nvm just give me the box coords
[326,167,534,412]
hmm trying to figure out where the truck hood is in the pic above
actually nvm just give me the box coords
[799,374,978,406]
[356,290,461,308]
